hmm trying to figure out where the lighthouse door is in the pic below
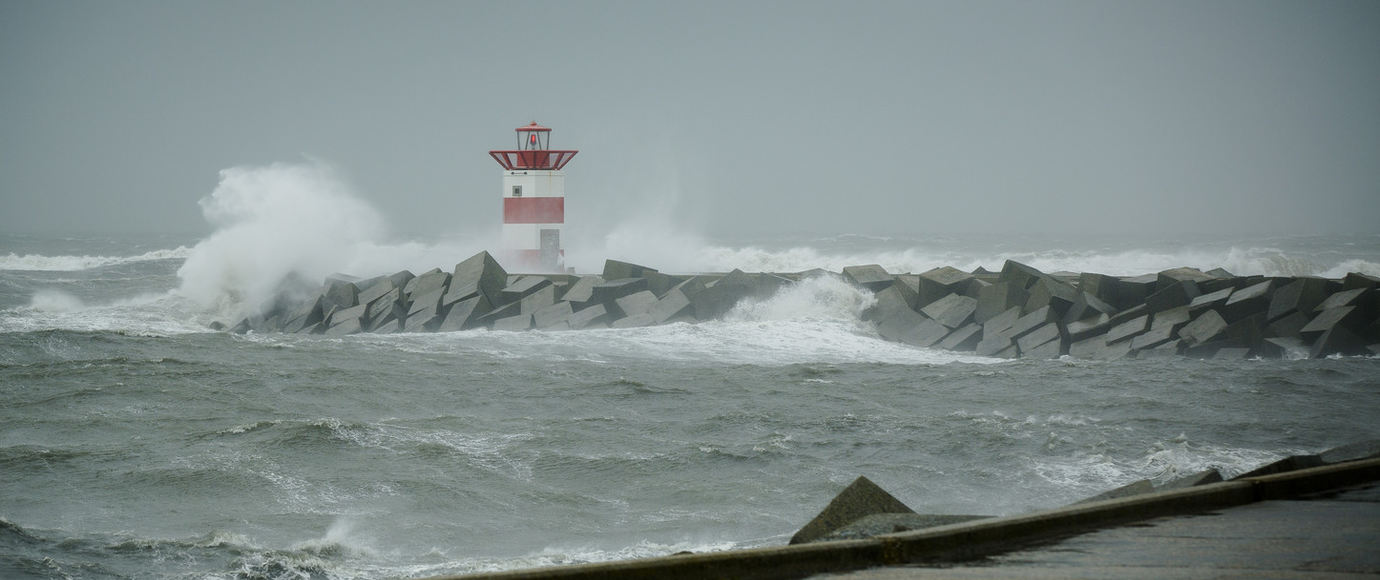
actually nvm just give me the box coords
[539,229,560,271]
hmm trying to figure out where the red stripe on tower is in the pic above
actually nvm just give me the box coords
[503,197,565,224]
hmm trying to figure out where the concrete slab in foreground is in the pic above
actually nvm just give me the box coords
[812,482,1380,579]
[420,458,1380,580]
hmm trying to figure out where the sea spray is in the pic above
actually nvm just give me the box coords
[174,162,495,319]
[176,162,384,317]
[567,219,714,274]
[725,274,875,323]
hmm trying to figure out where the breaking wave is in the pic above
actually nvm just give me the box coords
[174,162,492,320]
[0,247,191,272]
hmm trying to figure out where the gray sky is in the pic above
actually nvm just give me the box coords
[3,0,1378,239]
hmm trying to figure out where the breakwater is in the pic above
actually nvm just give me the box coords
[217,251,1380,360]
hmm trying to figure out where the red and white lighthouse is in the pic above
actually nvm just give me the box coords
[489,121,578,272]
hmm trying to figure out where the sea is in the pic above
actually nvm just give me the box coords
[3,170,1380,579]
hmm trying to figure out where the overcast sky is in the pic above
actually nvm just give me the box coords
[3,0,1377,239]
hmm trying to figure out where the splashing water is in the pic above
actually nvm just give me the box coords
[173,162,502,320]
[726,274,876,323]
[176,163,383,317]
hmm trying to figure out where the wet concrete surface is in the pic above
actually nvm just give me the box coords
[812,483,1380,579]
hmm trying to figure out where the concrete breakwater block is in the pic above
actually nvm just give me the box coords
[592,277,649,304]
[1077,272,1122,308]
[501,276,552,303]
[602,259,656,281]
[872,286,948,347]
[355,277,396,308]
[1065,313,1112,342]
[975,281,1028,324]
[842,264,894,292]
[999,259,1046,290]
[531,301,575,330]
[363,288,401,325]
[915,266,974,308]
[613,290,658,319]
[560,275,604,305]
[446,251,507,306]
[1223,279,1274,321]
[405,268,450,298]
[919,293,977,329]
[1178,310,1228,347]
[1318,439,1380,464]
[1024,276,1080,318]
[437,295,491,332]
[1061,291,1117,326]
[403,288,445,332]
[492,313,533,332]
[280,296,324,334]
[1110,274,1158,310]
[937,322,982,351]
[1233,455,1325,479]
[567,303,611,330]
[789,476,916,545]
[691,270,790,320]
[1104,314,1149,345]
[217,252,1380,361]
[1007,305,1059,339]
[1145,280,1198,313]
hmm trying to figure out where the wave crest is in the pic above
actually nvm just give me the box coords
[0,247,191,272]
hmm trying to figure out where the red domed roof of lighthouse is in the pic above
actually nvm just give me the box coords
[517,122,551,132]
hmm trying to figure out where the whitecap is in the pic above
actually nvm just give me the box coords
[0,246,191,272]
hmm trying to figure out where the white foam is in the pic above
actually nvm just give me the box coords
[292,517,377,559]
[1320,258,1380,279]
[176,162,385,317]
[1027,432,1307,504]
[0,289,207,335]
[0,247,191,272]
[1139,435,1304,481]
[725,274,875,323]
[349,277,995,367]
[173,162,502,321]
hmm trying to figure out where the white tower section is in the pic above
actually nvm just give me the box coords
[499,169,566,264]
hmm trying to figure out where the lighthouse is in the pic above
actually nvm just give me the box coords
[489,122,578,272]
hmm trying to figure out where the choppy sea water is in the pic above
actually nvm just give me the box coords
[2,230,1379,580]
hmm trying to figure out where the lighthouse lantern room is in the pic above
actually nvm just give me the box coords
[490,122,578,272]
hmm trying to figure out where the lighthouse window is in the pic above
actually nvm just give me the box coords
[512,185,522,197]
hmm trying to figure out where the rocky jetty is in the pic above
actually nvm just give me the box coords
[217,251,1380,360]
